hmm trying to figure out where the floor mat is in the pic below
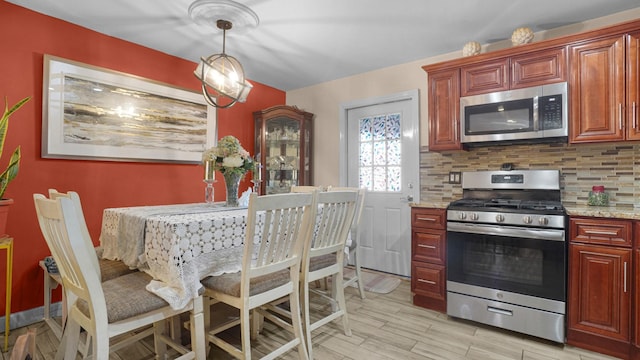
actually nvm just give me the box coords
[343,268,402,294]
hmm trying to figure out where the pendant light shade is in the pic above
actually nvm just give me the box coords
[189,0,258,108]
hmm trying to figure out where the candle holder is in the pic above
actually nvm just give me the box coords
[251,180,262,195]
[252,161,263,195]
[204,179,216,203]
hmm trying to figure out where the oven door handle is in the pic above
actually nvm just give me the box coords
[447,222,565,242]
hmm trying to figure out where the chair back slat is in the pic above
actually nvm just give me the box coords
[306,190,357,262]
[242,192,317,286]
[327,187,366,244]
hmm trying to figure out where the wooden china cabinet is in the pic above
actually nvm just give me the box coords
[253,105,313,195]
[567,216,633,360]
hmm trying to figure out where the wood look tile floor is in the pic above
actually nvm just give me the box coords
[1,271,620,360]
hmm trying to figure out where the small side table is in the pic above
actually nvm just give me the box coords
[0,237,13,352]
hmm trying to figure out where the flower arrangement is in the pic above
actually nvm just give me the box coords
[202,135,255,179]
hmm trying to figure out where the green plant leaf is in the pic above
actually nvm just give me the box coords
[0,147,20,199]
[0,96,30,199]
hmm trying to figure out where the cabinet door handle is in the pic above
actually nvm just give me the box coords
[417,279,436,285]
[417,217,436,221]
[624,261,627,293]
[417,244,436,249]
[619,103,623,130]
[584,230,617,236]
[633,102,637,130]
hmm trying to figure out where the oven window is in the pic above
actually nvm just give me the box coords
[464,98,533,135]
[447,231,566,301]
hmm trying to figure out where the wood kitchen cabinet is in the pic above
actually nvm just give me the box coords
[569,32,640,143]
[427,69,461,151]
[460,47,566,96]
[460,58,509,96]
[411,207,447,312]
[567,216,633,360]
[425,48,567,151]
[511,47,567,89]
[634,221,640,359]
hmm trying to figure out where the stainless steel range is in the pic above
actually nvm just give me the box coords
[446,169,567,343]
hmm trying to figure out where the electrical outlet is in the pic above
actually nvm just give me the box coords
[449,171,461,184]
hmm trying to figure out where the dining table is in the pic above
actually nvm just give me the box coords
[99,202,254,310]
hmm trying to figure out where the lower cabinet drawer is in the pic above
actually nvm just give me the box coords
[411,261,445,300]
[412,229,445,264]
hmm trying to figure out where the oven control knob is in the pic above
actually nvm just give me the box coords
[470,212,479,221]
[458,212,467,220]
[523,215,533,224]
[538,217,549,225]
[495,214,505,222]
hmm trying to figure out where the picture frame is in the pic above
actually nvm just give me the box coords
[42,54,216,163]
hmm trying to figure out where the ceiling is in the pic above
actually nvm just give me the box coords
[8,0,640,91]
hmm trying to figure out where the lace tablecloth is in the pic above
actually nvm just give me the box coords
[100,203,250,309]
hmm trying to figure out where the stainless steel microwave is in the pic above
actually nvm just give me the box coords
[460,82,568,145]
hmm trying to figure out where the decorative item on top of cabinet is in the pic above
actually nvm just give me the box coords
[254,105,313,195]
[511,27,534,46]
[411,207,447,312]
[462,41,481,57]
[567,216,633,360]
[569,32,640,143]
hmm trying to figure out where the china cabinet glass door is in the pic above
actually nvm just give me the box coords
[254,105,313,194]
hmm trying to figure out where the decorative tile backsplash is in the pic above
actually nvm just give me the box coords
[419,142,640,210]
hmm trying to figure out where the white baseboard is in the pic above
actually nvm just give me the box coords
[0,301,62,332]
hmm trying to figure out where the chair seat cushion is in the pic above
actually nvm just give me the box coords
[77,272,169,323]
[99,258,135,282]
[201,270,290,298]
[309,254,335,271]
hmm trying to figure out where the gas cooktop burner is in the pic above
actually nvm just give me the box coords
[449,198,565,213]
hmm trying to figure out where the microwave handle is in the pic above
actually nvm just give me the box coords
[533,96,540,131]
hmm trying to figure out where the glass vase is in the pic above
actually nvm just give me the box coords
[223,171,243,207]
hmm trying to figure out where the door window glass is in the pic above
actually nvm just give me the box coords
[358,113,401,192]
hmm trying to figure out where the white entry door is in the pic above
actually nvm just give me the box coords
[339,90,419,277]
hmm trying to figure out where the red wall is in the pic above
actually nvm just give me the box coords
[0,2,285,314]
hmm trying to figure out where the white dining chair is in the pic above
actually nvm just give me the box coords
[201,191,317,360]
[33,194,206,360]
[297,189,358,359]
[327,186,367,299]
[44,190,139,357]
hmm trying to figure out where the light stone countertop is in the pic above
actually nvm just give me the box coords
[411,202,639,220]
[564,206,639,220]
[410,202,449,210]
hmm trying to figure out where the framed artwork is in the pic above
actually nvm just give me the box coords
[42,54,216,163]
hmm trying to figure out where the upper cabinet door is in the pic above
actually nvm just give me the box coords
[460,58,509,97]
[569,35,626,143]
[627,32,640,141]
[511,47,567,89]
[427,69,461,151]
